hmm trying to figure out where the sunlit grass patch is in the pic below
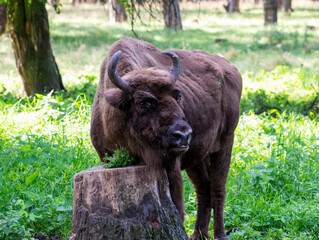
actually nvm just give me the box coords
[182,112,319,239]
[228,112,319,239]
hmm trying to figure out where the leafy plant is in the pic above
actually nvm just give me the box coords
[0,204,35,240]
[103,148,137,168]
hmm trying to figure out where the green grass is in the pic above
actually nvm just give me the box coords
[0,2,319,239]
[183,112,319,239]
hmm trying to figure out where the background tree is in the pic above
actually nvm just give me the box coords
[282,0,292,12]
[121,0,183,35]
[6,0,65,96]
[0,3,6,35]
[162,0,183,30]
[224,0,240,13]
[70,0,79,5]
[264,0,278,25]
[109,0,127,23]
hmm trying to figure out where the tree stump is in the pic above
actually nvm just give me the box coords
[69,165,189,240]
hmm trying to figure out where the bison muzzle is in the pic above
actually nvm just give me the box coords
[91,37,242,240]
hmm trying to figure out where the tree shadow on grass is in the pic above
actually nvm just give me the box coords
[53,22,318,55]
[51,25,135,52]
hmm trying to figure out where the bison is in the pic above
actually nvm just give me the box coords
[90,37,242,240]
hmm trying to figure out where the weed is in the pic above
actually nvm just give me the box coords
[103,148,137,168]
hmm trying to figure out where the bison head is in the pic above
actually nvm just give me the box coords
[104,50,192,170]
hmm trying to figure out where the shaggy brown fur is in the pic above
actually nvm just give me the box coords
[90,37,242,240]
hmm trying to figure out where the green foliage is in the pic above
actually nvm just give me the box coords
[240,65,319,117]
[0,93,99,239]
[0,204,35,240]
[103,148,137,168]
[184,112,319,239]
[240,88,318,116]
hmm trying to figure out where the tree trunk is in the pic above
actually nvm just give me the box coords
[264,0,278,25]
[109,0,127,23]
[278,0,283,9]
[85,0,97,4]
[70,0,82,5]
[224,0,240,13]
[69,165,189,240]
[7,0,65,96]
[163,0,183,30]
[282,0,292,12]
[0,4,6,35]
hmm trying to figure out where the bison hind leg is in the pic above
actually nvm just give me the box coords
[185,161,212,240]
[167,158,185,221]
[209,134,235,240]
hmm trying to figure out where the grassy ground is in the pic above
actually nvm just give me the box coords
[0,1,318,239]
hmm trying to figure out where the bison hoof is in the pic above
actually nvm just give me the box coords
[190,233,209,240]
[214,235,228,240]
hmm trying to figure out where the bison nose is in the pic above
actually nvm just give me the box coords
[166,121,192,153]
[170,130,192,146]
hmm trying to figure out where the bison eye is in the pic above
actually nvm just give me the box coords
[174,90,182,103]
[176,95,182,103]
[133,92,158,114]
[135,99,155,114]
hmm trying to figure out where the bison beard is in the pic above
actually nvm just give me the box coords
[90,37,242,240]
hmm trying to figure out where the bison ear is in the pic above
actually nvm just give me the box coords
[104,89,128,110]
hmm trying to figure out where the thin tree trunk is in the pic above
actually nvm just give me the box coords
[109,0,127,23]
[7,0,65,96]
[86,0,97,4]
[163,0,183,30]
[264,0,278,25]
[235,0,240,12]
[224,0,240,13]
[70,0,82,5]
[282,0,292,12]
[278,0,283,9]
[0,4,6,35]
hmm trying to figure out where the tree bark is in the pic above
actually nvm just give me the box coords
[109,0,127,23]
[282,0,292,12]
[85,0,97,4]
[264,0,278,25]
[69,165,189,240]
[0,4,6,35]
[70,0,82,5]
[7,0,65,96]
[224,0,240,13]
[163,0,183,30]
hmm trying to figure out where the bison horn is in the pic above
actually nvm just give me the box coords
[162,51,180,83]
[108,50,130,91]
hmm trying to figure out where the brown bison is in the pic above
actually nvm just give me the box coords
[90,37,242,240]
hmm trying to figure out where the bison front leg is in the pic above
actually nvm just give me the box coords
[186,162,211,240]
[209,134,235,240]
[167,159,185,221]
